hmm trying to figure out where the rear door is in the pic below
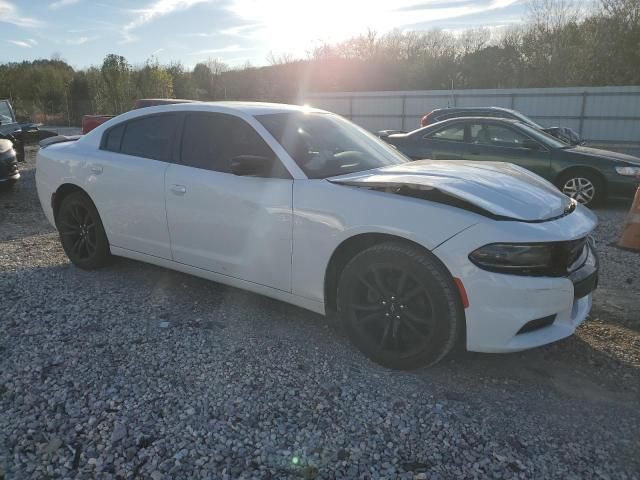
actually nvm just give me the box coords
[164,112,293,292]
[465,122,552,178]
[88,113,179,259]
[414,122,468,160]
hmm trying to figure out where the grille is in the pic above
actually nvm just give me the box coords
[517,315,556,334]
[550,237,587,276]
[566,238,587,265]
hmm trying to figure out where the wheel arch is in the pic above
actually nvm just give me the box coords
[52,183,90,220]
[324,232,455,314]
[554,166,607,196]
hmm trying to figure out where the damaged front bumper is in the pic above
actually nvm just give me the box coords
[432,207,598,353]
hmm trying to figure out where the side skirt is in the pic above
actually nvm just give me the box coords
[110,246,326,315]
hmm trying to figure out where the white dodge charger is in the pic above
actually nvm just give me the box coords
[36,102,598,369]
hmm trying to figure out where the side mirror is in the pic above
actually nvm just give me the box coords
[230,154,274,177]
[522,139,540,150]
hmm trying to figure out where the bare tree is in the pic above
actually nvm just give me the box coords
[458,27,492,55]
[336,29,379,60]
[601,0,640,24]
[205,58,229,76]
[266,51,296,65]
[526,0,585,31]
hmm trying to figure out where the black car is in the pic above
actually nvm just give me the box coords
[383,117,640,206]
[0,139,19,190]
[420,106,584,146]
[0,99,57,163]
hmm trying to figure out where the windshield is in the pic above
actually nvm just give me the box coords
[516,122,569,148]
[506,109,543,129]
[0,101,15,125]
[256,112,409,179]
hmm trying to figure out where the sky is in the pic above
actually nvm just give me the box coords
[0,0,528,69]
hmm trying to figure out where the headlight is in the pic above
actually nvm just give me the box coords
[470,240,589,276]
[469,243,555,276]
[615,166,640,176]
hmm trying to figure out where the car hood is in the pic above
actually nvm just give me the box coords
[328,160,574,222]
[563,146,640,165]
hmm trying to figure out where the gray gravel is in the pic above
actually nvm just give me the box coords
[1,148,639,479]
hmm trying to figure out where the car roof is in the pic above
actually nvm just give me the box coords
[133,98,199,109]
[433,106,515,113]
[411,116,522,135]
[79,102,329,146]
[432,116,521,125]
[135,101,328,116]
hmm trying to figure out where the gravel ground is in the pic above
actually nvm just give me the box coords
[1,148,639,480]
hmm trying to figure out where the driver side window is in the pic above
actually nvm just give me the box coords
[180,113,289,178]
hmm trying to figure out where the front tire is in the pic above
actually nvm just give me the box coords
[56,191,112,269]
[557,170,604,207]
[337,242,463,370]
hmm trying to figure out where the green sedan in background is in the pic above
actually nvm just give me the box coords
[382,117,640,206]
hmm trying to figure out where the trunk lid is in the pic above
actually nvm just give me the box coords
[39,135,82,149]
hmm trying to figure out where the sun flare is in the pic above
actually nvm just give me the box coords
[228,0,520,54]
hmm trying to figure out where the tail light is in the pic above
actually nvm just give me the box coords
[421,111,434,127]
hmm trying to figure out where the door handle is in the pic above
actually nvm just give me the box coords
[170,184,187,195]
[470,150,480,155]
[91,165,103,174]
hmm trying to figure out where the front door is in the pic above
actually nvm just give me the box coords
[465,122,552,179]
[164,112,293,292]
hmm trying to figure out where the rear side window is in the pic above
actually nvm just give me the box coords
[471,123,529,147]
[119,114,178,161]
[103,124,125,152]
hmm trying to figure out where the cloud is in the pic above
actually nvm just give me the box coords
[178,32,216,38]
[50,0,81,9]
[226,0,520,50]
[396,0,485,11]
[66,36,96,45]
[124,0,210,31]
[188,44,245,55]
[8,39,37,48]
[0,0,42,27]
[220,23,260,37]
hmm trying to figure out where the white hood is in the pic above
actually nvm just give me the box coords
[329,160,575,222]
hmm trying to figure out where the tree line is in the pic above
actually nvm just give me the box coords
[0,0,638,125]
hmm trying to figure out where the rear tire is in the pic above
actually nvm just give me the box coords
[557,169,604,207]
[56,191,112,269]
[337,242,463,370]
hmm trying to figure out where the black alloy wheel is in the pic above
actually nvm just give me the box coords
[337,242,463,370]
[56,191,111,269]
